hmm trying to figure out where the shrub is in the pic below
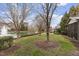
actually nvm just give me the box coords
[20,34,28,37]
[0,36,14,50]
[18,31,28,37]
[9,31,28,37]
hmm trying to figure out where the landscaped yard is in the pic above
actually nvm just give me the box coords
[0,33,78,56]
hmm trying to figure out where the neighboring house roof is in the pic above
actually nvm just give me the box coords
[68,16,79,24]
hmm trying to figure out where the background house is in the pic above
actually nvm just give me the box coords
[0,20,28,35]
[66,16,79,40]
[0,21,9,34]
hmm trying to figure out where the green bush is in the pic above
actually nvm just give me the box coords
[20,34,28,37]
[19,31,28,37]
[9,31,28,37]
[0,36,14,50]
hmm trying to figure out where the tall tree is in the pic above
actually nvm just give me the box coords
[3,3,30,37]
[60,12,70,34]
[37,3,57,41]
[34,15,46,35]
[69,6,76,16]
[75,5,79,16]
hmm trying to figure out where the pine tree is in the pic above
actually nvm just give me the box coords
[60,12,70,34]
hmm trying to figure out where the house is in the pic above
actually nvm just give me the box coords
[66,16,79,40]
[0,20,28,34]
[0,21,10,35]
[0,20,28,38]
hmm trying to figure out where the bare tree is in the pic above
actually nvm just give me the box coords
[4,3,31,37]
[34,15,46,35]
[37,3,57,41]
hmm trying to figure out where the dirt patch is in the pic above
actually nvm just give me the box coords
[35,40,59,50]
[0,45,21,56]
[70,50,79,56]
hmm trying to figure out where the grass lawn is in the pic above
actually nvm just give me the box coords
[6,33,77,56]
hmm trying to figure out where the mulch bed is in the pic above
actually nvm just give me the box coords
[35,40,59,50]
[0,45,21,56]
[70,50,79,56]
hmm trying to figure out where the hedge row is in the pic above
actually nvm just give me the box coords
[0,36,14,50]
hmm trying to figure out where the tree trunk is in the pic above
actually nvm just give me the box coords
[16,28,20,38]
[46,17,49,41]
[17,32,20,38]
[46,5,50,41]
[46,25,49,41]
[16,31,19,38]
